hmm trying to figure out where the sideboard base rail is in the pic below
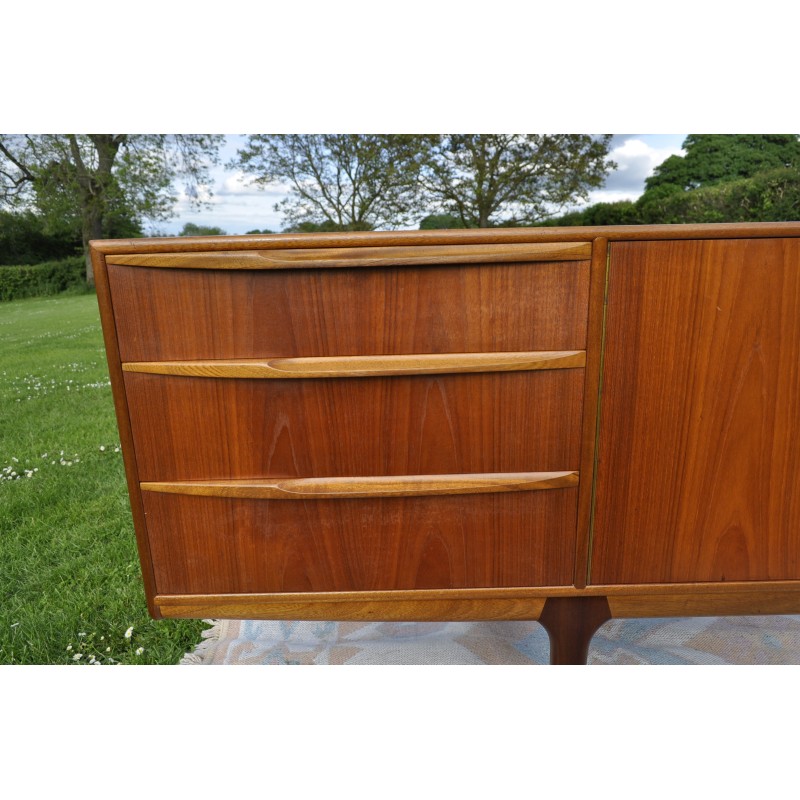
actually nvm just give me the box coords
[155,584,800,665]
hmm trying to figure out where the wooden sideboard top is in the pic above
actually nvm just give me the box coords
[90,221,800,256]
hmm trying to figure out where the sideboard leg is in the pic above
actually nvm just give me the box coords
[538,596,612,665]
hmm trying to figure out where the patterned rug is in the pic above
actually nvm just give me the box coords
[181,615,800,664]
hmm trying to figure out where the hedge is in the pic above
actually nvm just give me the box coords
[0,257,88,302]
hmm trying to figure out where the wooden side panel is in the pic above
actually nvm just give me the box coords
[107,260,590,361]
[92,248,162,617]
[125,370,584,481]
[143,489,580,594]
[591,238,800,584]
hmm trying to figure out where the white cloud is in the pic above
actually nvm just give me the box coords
[216,171,289,198]
[593,135,685,201]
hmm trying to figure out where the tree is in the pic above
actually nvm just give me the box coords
[179,222,227,236]
[415,134,615,227]
[0,134,223,284]
[231,135,424,230]
[638,134,800,224]
[644,134,800,193]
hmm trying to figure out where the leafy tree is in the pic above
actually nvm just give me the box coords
[419,213,466,230]
[0,134,223,283]
[231,135,423,230]
[644,134,800,193]
[245,228,275,235]
[179,222,227,236]
[415,134,615,227]
[638,135,800,224]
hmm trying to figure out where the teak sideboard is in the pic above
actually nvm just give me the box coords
[91,223,800,664]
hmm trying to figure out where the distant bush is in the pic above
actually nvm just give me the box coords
[542,168,800,228]
[0,210,82,265]
[179,222,227,236]
[542,200,641,227]
[419,213,467,230]
[282,220,375,233]
[0,257,87,302]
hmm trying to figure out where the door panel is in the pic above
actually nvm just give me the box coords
[591,238,800,584]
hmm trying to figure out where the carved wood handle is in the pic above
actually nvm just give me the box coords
[122,351,586,378]
[141,471,579,500]
[106,241,591,269]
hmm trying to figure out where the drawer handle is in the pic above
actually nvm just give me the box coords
[141,471,579,500]
[105,241,592,269]
[122,351,586,379]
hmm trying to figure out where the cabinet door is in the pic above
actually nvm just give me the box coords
[591,238,800,584]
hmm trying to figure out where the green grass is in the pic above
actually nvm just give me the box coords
[0,293,206,664]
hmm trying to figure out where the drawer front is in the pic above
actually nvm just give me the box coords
[100,240,594,599]
[125,369,584,481]
[143,489,580,594]
[107,259,590,361]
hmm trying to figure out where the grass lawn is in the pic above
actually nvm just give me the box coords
[0,293,206,664]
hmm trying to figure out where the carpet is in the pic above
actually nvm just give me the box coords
[180,615,800,664]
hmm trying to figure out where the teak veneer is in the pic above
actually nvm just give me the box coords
[92,223,800,664]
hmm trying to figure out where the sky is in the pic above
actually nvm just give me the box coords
[163,134,687,236]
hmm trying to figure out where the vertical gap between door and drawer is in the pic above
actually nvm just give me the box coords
[584,242,612,587]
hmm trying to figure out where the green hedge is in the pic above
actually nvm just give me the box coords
[636,168,800,224]
[0,257,88,302]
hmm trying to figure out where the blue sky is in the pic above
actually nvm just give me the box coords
[164,134,687,235]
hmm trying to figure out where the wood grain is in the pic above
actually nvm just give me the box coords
[105,241,591,269]
[591,238,800,584]
[125,370,585,482]
[154,583,800,620]
[121,350,586,378]
[607,591,800,618]
[107,260,590,362]
[140,471,579,499]
[143,489,580,594]
[156,594,549,621]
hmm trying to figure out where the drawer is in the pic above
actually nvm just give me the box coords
[98,238,595,603]
[125,369,585,481]
[142,488,580,594]
[106,246,591,361]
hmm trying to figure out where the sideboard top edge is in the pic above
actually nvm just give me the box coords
[89,222,800,255]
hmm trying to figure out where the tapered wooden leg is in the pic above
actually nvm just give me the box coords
[538,596,611,665]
